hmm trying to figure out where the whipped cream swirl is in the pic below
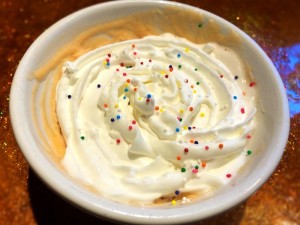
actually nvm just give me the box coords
[56,34,256,205]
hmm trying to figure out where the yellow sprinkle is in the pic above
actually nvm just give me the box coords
[160,70,166,75]
[179,109,184,114]
[171,199,177,205]
[114,104,119,108]
[102,61,107,65]
[160,108,164,112]
[183,125,188,130]
[125,83,129,87]
[185,48,190,53]
[138,97,142,101]
[193,90,197,94]
[200,112,205,117]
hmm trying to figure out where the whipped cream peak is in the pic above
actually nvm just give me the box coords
[57,33,256,205]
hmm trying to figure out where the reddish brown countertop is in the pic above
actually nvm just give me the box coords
[0,0,299,224]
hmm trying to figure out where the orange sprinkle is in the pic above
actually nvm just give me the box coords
[134,87,138,92]
[201,161,207,168]
[176,155,181,160]
[191,85,194,88]
[219,143,224,149]
[104,103,108,108]
[190,139,194,143]
[126,79,131,83]
[189,107,194,111]
[155,106,159,111]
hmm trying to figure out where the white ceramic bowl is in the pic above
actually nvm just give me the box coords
[10,1,290,224]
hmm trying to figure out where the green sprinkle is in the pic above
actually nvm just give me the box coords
[198,23,202,28]
[195,165,199,169]
[196,81,200,85]
[194,68,198,71]
[181,168,186,172]
[80,136,85,140]
[247,150,252,155]
[178,64,182,69]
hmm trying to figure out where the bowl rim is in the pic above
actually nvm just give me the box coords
[9,0,290,224]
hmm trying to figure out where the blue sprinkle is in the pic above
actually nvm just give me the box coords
[175,190,180,195]
[233,96,237,100]
[177,53,181,58]
[176,128,180,132]
[194,141,199,144]
[188,127,192,130]
[111,118,115,122]
[106,62,110,66]
[124,88,129,92]
[147,94,152,98]
[123,96,127,100]
[116,115,121,120]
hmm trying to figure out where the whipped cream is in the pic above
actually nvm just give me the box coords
[56,33,256,205]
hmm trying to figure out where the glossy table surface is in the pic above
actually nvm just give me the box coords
[0,0,299,224]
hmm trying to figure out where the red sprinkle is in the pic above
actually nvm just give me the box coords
[120,62,125,67]
[189,107,194,112]
[241,108,245,114]
[249,82,256,87]
[246,134,252,139]
[132,120,137,124]
[220,74,224,78]
[184,148,189,153]
[123,72,127,76]
[128,126,133,130]
[133,52,137,56]
[226,173,232,178]
[205,146,209,150]
[107,53,111,57]
[165,74,169,78]
[116,139,121,144]
[146,98,151,103]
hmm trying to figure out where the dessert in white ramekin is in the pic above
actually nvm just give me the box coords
[10,1,289,224]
